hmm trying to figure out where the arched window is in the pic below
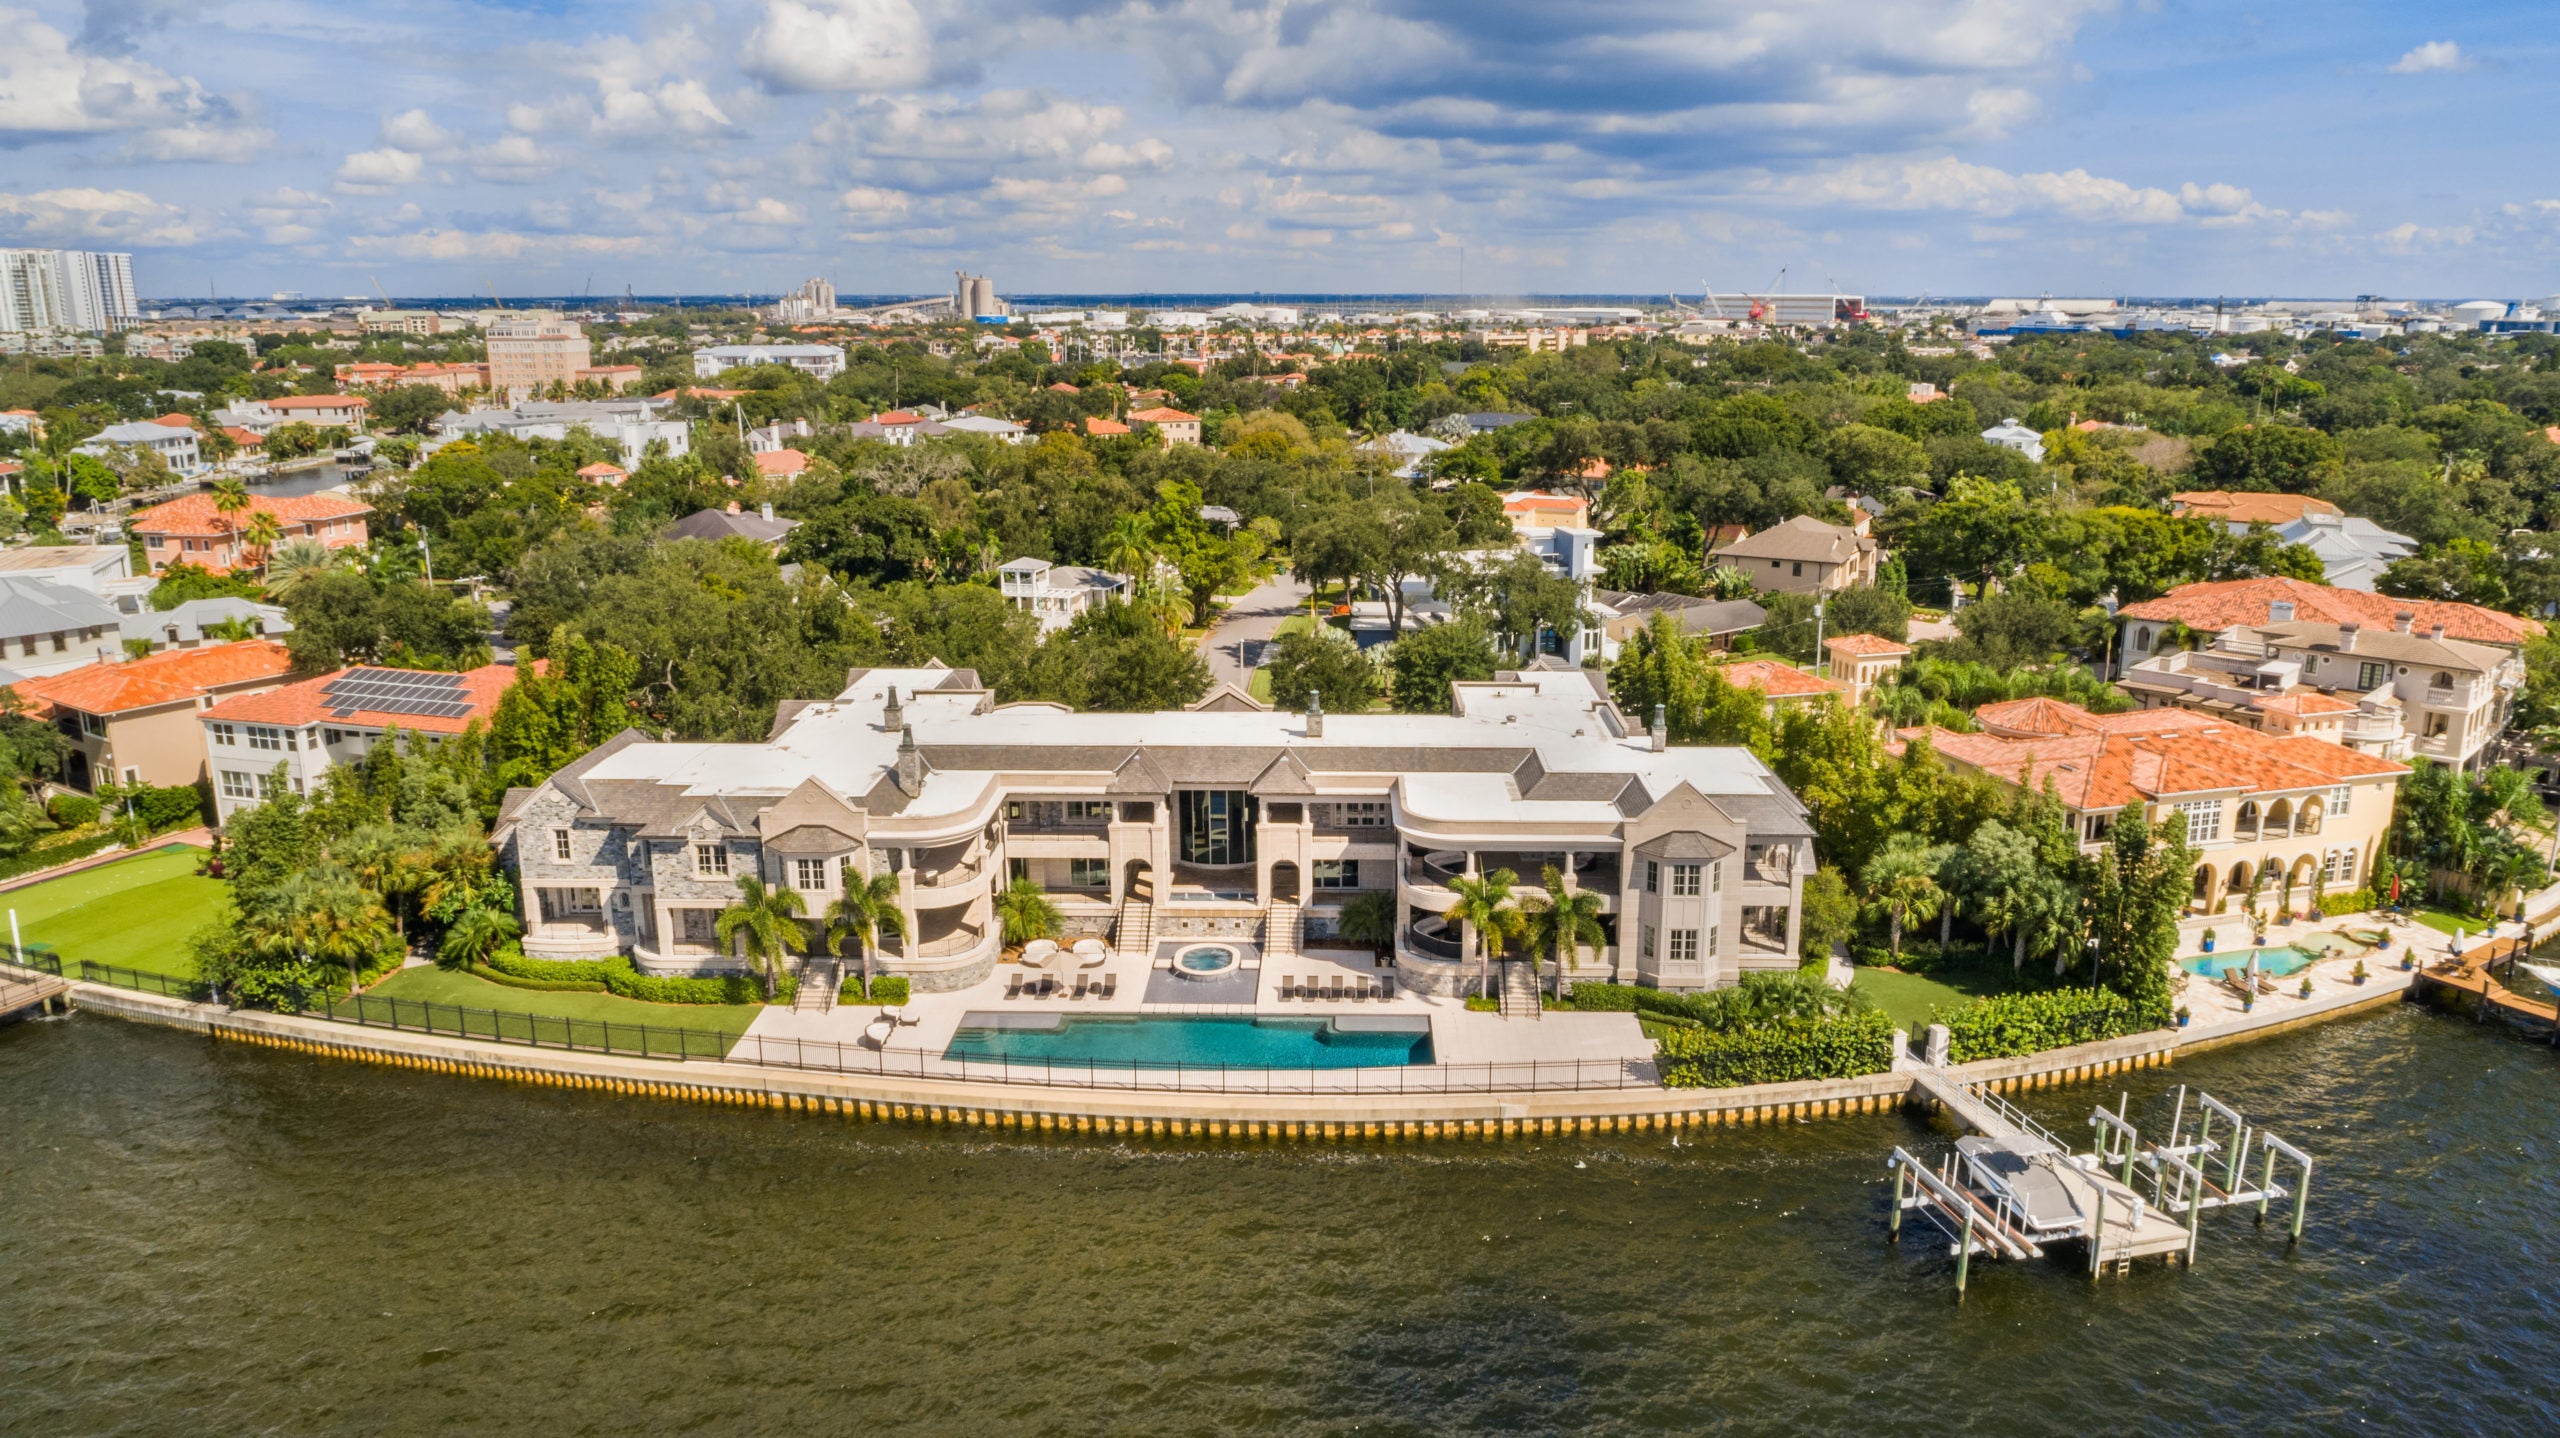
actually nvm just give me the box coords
[2236,801,2261,838]
[2135,627,2153,652]
[2432,672,2452,688]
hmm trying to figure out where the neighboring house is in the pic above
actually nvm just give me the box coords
[1980,418,2047,462]
[692,344,846,381]
[119,597,291,654]
[247,394,371,430]
[1718,658,1848,709]
[2113,577,2537,675]
[999,558,1128,633]
[1596,592,1765,650]
[0,577,128,677]
[752,449,811,481]
[1127,406,1203,445]
[663,505,799,551]
[2170,491,2342,526]
[432,400,690,469]
[845,411,954,447]
[576,462,628,486]
[0,409,41,437]
[0,544,135,597]
[2169,492,2416,590]
[1914,699,2405,913]
[201,661,519,823]
[1456,412,1537,435]
[575,365,643,393]
[78,421,204,477]
[490,663,1815,993]
[1355,429,1451,478]
[127,492,374,576]
[1084,416,1132,438]
[7,639,297,792]
[745,419,811,454]
[1822,633,1910,706]
[2120,606,2524,769]
[1709,513,1881,596]
[1502,489,1590,533]
[939,414,1029,445]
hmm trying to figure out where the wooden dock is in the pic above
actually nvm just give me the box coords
[0,966,68,1021]
[2410,944,2559,1038]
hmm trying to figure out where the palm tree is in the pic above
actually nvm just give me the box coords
[1861,837,1947,957]
[242,510,284,569]
[1102,514,1156,579]
[269,869,396,997]
[263,538,338,596]
[825,866,908,990]
[993,875,1060,947]
[1443,867,1524,999]
[438,905,519,968]
[209,477,252,569]
[1334,890,1398,955]
[1520,863,1606,991]
[715,873,804,1000]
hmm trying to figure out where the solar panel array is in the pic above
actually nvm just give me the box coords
[322,667,476,721]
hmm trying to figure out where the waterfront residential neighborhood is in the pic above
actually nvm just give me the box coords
[11,3,2560,1427]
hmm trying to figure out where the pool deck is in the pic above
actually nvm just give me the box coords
[2169,909,2507,1030]
[741,941,1654,1076]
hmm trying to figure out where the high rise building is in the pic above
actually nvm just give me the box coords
[0,250,138,333]
[484,310,594,400]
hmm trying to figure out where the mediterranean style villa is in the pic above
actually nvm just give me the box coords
[494,665,1814,996]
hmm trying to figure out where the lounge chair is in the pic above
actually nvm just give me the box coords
[1072,974,1090,1000]
[2218,968,2252,997]
[1099,973,1117,999]
[2254,972,2281,995]
[1325,975,1345,1002]
[1280,975,1298,1000]
[1380,978,1397,1001]
[1005,972,1024,1000]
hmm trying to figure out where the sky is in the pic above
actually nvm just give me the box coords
[2,0,2557,300]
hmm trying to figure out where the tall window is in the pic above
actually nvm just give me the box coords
[1179,789,1256,866]
[794,858,828,890]
[2358,661,2389,690]
[552,829,573,861]
[1671,863,1702,896]
[1668,930,1700,964]
[1639,925,1656,961]
[1644,860,1659,894]
[695,844,728,877]
[2177,801,2221,845]
[1703,922,1719,958]
[2331,784,2351,816]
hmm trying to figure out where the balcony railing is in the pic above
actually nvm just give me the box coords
[1404,923,1463,961]
[911,924,989,959]
[910,861,986,896]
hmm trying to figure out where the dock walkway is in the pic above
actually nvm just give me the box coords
[1908,1066,2193,1266]
[2410,942,2559,1036]
[0,966,68,1021]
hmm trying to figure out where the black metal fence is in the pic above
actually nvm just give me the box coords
[311,991,729,1060]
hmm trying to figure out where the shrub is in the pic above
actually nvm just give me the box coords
[48,794,99,827]
[1657,1011,1897,1088]
[1562,973,1867,1030]
[0,831,115,882]
[2318,888,2376,917]
[838,974,910,1005]
[1937,988,2160,1063]
[1463,994,1498,1012]
[478,947,780,1005]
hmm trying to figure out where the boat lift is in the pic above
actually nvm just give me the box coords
[1887,1080,2314,1297]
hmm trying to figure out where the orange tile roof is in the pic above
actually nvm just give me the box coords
[875,410,924,424]
[2169,491,2343,525]
[1925,700,2403,811]
[8,640,296,717]
[2118,576,2540,646]
[1719,659,1845,699]
[576,462,627,479]
[201,662,518,735]
[1047,382,1082,394]
[220,426,264,446]
[265,394,367,411]
[150,412,197,429]
[129,492,373,537]
[1084,416,1131,436]
[2258,692,2358,716]
[1824,633,1911,658]
[1127,406,1199,423]
[752,448,810,476]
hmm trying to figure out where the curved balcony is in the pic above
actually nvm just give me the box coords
[908,860,991,904]
[1404,917,1464,961]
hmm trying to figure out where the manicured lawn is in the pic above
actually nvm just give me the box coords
[359,964,769,1045]
[1247,667,1273,703]
[1850,962,2033,1029]
[2403,906,2496,938]
[5,844,225,980]
[1272,613,1315,641]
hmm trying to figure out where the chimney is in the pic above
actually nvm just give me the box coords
[2268,600,2294,623]
[894,725,924,795]
[1305,690,1323,739]
[2338,622,2358,653]
[760,502,775,522]
[2430,622,2446,641]
[1650,702,1667,753]
[881,685,902,731]
[2394,611,2415,635]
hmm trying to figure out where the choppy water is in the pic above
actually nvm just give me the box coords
[3,1006,2555,1435]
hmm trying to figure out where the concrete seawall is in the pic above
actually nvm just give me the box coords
[66,976,2412,1140]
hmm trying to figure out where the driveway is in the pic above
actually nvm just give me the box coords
[1201,571,1312,690]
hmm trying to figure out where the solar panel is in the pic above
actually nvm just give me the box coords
[321,667,474,721]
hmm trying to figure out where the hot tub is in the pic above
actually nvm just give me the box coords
[1173,944,1239,979]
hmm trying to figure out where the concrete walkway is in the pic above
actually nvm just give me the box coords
[1199,571,1312,691]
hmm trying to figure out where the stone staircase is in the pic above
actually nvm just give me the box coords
[1265,901,1301,964]
[1116,892,1156,959]
[795,958,840,1013]
[1498,959,1541,1020]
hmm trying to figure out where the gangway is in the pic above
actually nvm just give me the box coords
[1888,1075,2314,1297]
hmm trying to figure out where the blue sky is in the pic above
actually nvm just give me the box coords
[1,0,2554,299]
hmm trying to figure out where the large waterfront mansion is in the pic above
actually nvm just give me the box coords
[495,666,1815,995]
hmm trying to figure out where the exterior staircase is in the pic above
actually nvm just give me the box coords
[1265,901,1301,964]
[1498,959,1541,1020]
[795,958,840,1013]
[1116,891,1156,960]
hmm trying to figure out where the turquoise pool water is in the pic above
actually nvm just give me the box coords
[944,1014,1434,1068]
[2181,946,2312,978]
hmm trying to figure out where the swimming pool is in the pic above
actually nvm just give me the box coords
[944,1014,1434,1069]
[2180,946,2312,978]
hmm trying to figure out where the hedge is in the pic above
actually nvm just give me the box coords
[838,974,910,1005]
[1938,988,2158,1064]
[1562,982,1727,1025]
[0,831,116,883]
[478,947,791,1006]
[2313,888,2376,917]
[47,794,99,827]
[1657,1011,1897,1088]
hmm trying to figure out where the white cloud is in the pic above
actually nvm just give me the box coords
[1757,156,2329,229]
[740,0,932,93]
[381,109,459,153]
[348,228,651,262]
[0,187,200,246]
[0,6,267,160]
[838,185,913,221]
[336,148,424,191]
[2388,41,2470,75]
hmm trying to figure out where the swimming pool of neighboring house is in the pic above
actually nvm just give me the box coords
[943,1013,1435,1069]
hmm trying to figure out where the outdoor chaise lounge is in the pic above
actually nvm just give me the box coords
[1005,972,1023,999]
[1099,973,1117,999]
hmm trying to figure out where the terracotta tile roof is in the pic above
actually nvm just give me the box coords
[752,448,810,476]
[201,661,518,735]
[264,394,367,411]
[7,640,296,717]
[2118,576,2540,646]
[129,492,373,537]
[1083,416,1131,436]
[2258,692,2357,716]
[2170,491,2343,525]
[1824,633,1911,658]
[1924,700,2404,811]
[149,412,198,429]
[1719,658,1845,699]
[1126,406,1200,423]
[220,426,264,446]
[1047,382,1081,394]
[576,462,627,479]
[875,410,924,424]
